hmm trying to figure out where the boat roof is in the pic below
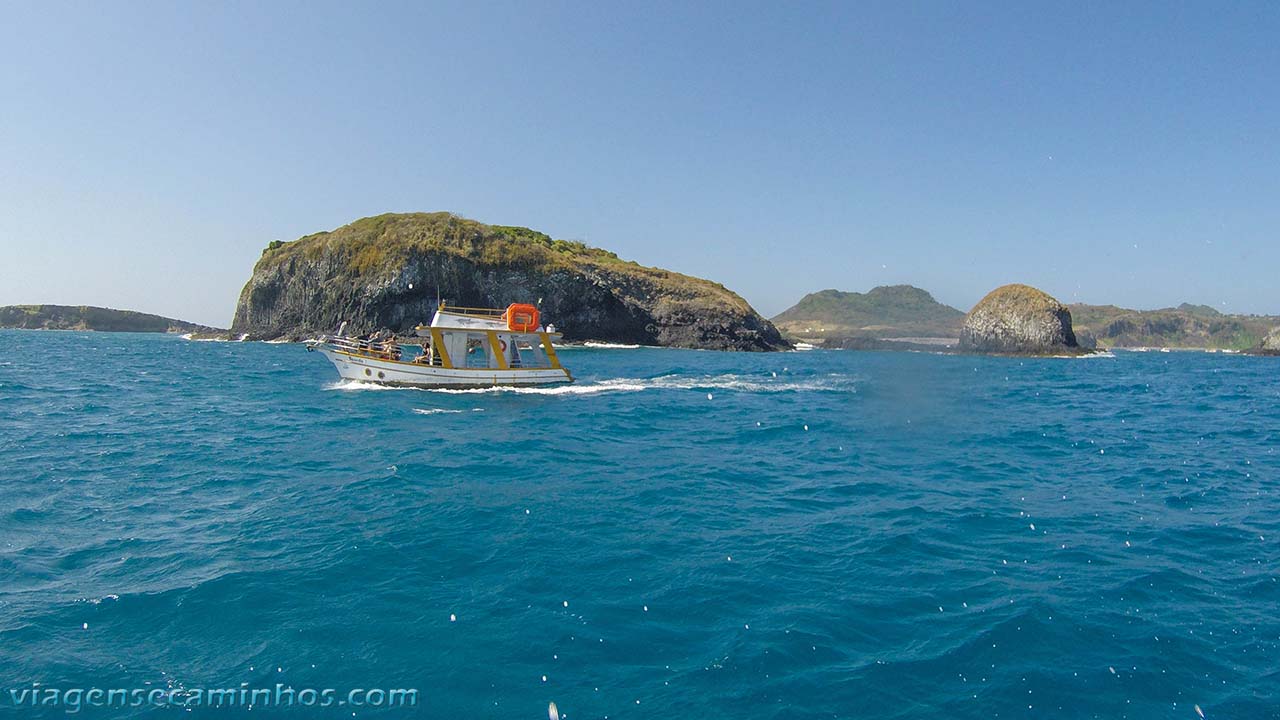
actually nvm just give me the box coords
[421,305,556,336]
[431,307,511,331]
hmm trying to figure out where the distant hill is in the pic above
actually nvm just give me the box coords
[1069,303,1279,350]
[772,285,964,339]
[0,305,220,334]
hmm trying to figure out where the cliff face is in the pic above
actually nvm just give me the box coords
[959,284,1082,355]
[0,305,218,334]
[231,213,788,351]
[1250,327,1280,356]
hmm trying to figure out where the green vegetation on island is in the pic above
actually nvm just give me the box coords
[772,285,964,340]
[1068,303,1279,350]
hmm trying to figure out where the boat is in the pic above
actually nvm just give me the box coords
[306,303,573,388]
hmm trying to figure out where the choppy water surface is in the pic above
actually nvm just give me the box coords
[1,330,1277,718]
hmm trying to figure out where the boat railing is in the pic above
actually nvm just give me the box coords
[438,305,507,318]
[320,335,403,359]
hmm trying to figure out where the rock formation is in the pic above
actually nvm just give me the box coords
[958,284,1083,355]
[1247,327,1280,355]
[231,213,789,351]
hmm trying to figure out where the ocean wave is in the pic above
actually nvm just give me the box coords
[412,407,485,415]
[581,341,643,349]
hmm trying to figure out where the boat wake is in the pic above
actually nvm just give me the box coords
[327,373,859,396]
[325,380,405,391]
[427,380,651,395]
[429,373,858,396]
[179,333,247,342]
[579,341,643,349]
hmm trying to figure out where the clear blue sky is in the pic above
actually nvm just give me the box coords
[2,1,1276,327]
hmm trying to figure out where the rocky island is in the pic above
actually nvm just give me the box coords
[0,305,220,334]
[958,284,1088,356]
[1245,327,1280,356]
[231,213,788,351]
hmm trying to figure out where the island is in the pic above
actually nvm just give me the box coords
[771,285,963,350]
[0,305,221,335]
[958,284,1089,356]
[1069,303,1280,351]
[230,212,789,351]
[773,281,1280,354]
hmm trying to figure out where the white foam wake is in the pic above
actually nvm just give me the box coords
[424,373,858,395]
[179,333,246,342]
[1058,351,1117,359]
[327,373,859,396]
[326,380,405,391]
[426,380,651,395]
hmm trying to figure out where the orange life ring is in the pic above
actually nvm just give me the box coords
[505,303,540,332]
[498,338,508,352]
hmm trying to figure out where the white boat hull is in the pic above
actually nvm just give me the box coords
[314,347,572,388]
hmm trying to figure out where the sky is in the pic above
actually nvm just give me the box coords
[1,1,1277,327]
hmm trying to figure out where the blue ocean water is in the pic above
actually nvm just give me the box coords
[1,330,1277,719]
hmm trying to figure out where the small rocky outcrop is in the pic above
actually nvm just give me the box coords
[958,284,1084,355]
[1248,327,1280,356]
[231,213,789,351]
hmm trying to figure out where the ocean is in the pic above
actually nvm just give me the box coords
[1,330,1276,718]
